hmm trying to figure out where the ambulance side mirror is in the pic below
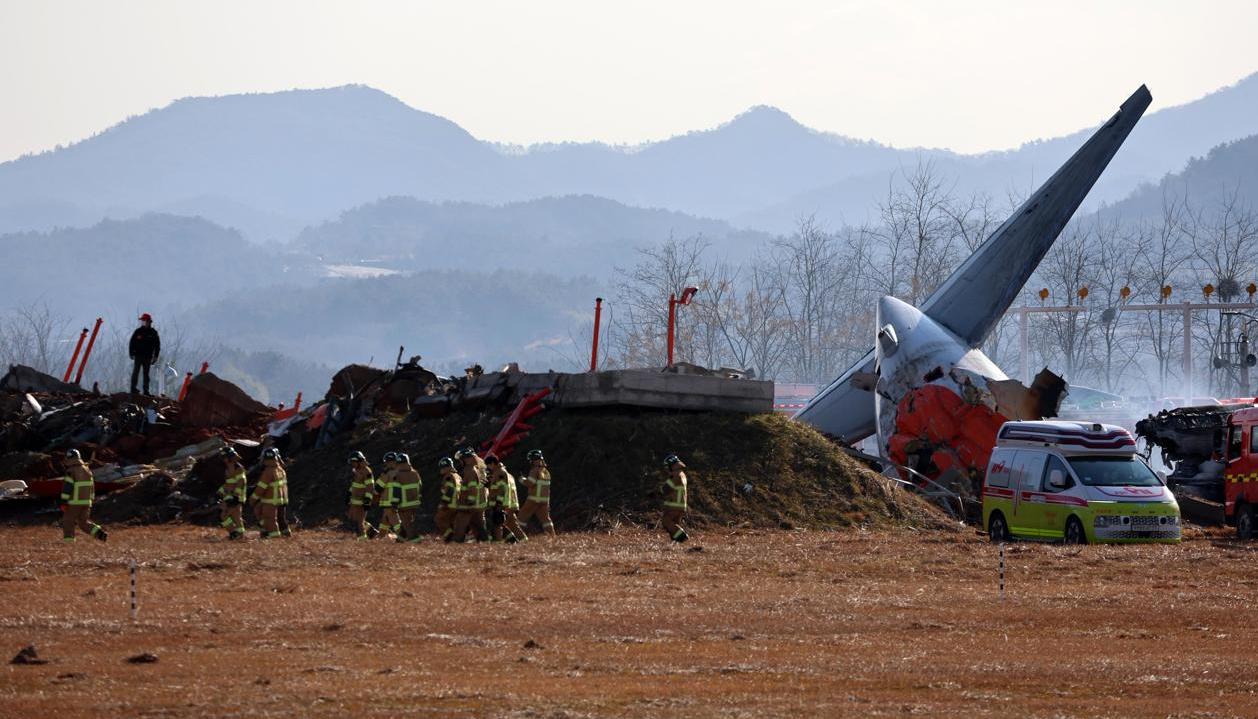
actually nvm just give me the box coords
[1048,469,1069,489]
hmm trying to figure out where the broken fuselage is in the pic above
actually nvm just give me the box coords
[874,295,1066,498]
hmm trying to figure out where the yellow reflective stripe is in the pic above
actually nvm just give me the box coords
[69,478,94,505]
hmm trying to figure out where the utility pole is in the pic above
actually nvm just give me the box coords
[1240,332,1251,397]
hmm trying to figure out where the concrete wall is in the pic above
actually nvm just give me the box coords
[509,369,773,413]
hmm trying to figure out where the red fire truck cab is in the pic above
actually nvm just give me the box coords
[1220,407,1258,538]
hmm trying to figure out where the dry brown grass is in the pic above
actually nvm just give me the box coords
[2,525,1257,718]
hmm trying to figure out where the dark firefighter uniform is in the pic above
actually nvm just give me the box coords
[488,457,525,543]
[375,454,401,537]
[218,453,248,540]
[251,452,289,539]
[393,455,423,543]
[661,455,690,542]
[519,450,555,536]
[347,455,377,540]
[435,459,461,541]
[60,453,107,543]
[452,452,488,542]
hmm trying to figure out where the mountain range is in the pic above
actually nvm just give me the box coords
[5,74,1258,240]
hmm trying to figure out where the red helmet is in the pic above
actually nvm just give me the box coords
[139,313,153,322]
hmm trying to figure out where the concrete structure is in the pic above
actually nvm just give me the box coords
[496,369,774,413]
[795,85,1152,443]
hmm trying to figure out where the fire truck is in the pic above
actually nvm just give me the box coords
[1136,403,1258,538]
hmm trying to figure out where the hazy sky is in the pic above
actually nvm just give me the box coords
[3,1,1257,162]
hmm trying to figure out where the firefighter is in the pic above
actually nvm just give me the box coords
[451,448,488,542]
[486,454,525,543]
[218,447,248,540]
[518,449,555,536]
[474,449,491,538]
[435,457,460,541]
[393,453,423,544]
[660,455,690,543]
[59,449,107,543]
[250,448,288,539]
[275,451,293,538]
[375,452,401,538]
[347,451,378,540]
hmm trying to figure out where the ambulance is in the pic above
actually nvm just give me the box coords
[982,421,1181,544]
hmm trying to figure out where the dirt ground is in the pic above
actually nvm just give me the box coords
[1,525,1256,718]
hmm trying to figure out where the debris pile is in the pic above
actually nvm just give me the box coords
[0,358,947,532]
[0,365,270,523]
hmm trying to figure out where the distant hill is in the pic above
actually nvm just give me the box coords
[0,214,306,319]
[177,269,599,371]
[739,74,1258,231]
[294,194,771,275]
[4,75,1258,240]
[0,86,513,241]
[1096,133,1258,221]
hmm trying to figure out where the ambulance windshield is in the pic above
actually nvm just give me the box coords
[1067,456,1161,487]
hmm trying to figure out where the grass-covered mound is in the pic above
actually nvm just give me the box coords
[284,408,948,532]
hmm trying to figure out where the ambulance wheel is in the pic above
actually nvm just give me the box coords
[1063,516,1087,545]
[987,512,1009,543]
[1237,504,1255,540]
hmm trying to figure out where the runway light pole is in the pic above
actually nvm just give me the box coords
[666,287,698,367]
[590,298,603,372]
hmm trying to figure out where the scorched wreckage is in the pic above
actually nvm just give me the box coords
[795,85,1153,501]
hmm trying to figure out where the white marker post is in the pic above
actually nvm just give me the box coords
[129,559,138,621]
[998,543,1005,602]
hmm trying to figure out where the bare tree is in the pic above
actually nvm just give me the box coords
[0,302,74,375]
[1031,221,1097,381]
[608,235,710,368]
[771,216,849,382]
[1090,217,1142,392]
[1132,196,1191,395]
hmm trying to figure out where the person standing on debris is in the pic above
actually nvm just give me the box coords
[128,313,161,396]
[393,453,423,544]
[218,447,248,540]
[250,448,288,539]
[59,449,107,543]
[451,449,488,542]
[374,452,401,538]
[486,454,525,543]
[660,455,690,543]
[518,449,555,536]
[435,457,460,541]
[346,451,378,540]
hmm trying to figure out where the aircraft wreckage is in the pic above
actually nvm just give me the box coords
[795,85,1152,499]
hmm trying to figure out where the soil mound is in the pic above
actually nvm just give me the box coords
[284,408,948,532]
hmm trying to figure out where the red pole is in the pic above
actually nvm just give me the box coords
[589,297,603,372]
[177,372,193,402]
[199,361,209,374]
[293,392,303,412]
[666,293,677,367]
[63,328,88,382]
[73,318,103,385]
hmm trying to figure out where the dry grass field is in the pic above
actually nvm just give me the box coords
[1,525,1257,718]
